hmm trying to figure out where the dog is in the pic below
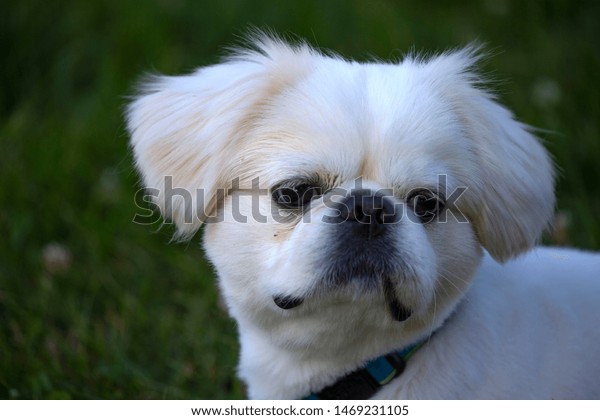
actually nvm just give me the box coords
[126,34,600,399]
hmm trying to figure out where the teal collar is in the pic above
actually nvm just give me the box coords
[304,340,426,400]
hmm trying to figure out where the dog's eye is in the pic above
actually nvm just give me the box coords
[272,183,322,208]
[407,189,445,223]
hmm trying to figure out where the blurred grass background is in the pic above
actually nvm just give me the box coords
[1,0,599,399]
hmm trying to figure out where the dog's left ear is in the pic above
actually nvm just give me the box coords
[126,34,315,239]
[428,48,555,262]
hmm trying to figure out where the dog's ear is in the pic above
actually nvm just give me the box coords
[427,48,555,262]
[126,35,314,239]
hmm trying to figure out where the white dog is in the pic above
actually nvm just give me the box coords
[127,35,600,399]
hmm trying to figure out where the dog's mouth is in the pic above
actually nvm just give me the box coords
[271,231,415,321]
[272,276,413,322]
[383,277,413,322]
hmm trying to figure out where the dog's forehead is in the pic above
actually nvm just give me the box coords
[244,60,470,188]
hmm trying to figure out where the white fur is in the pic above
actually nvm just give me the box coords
[127,34,600,399]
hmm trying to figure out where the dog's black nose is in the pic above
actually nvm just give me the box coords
[338,190,396,239]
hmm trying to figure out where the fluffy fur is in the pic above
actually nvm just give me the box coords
[127,35,600,399]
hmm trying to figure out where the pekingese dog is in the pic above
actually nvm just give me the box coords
[126,34,600,399]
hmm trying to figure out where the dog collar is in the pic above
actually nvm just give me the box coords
[303,340,426,400]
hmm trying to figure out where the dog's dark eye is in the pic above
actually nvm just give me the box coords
[272,183,322,208]
[407,189,445,223]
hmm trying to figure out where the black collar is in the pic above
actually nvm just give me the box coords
[303,340,426,400]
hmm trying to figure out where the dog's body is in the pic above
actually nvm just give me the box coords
[378,248,600,399]
[127,35,600,399]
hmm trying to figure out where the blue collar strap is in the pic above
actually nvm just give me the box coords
[304,340,426,400]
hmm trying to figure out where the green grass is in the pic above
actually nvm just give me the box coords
[1,0,599,399]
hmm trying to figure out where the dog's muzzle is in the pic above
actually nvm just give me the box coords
[273,189,412,322]
[272,189,412,321]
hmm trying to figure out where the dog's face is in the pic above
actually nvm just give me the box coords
[127,36,555,394]
[201,74,487,348]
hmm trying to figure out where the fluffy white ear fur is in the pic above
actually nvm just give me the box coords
[422,50,555,261]
[126,36,315,238]
[466,105,555,262]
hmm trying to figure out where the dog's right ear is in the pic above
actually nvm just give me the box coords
[126,35,315,239]
[422,47,555,262]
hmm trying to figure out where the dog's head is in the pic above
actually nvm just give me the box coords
[127,35,554,396]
